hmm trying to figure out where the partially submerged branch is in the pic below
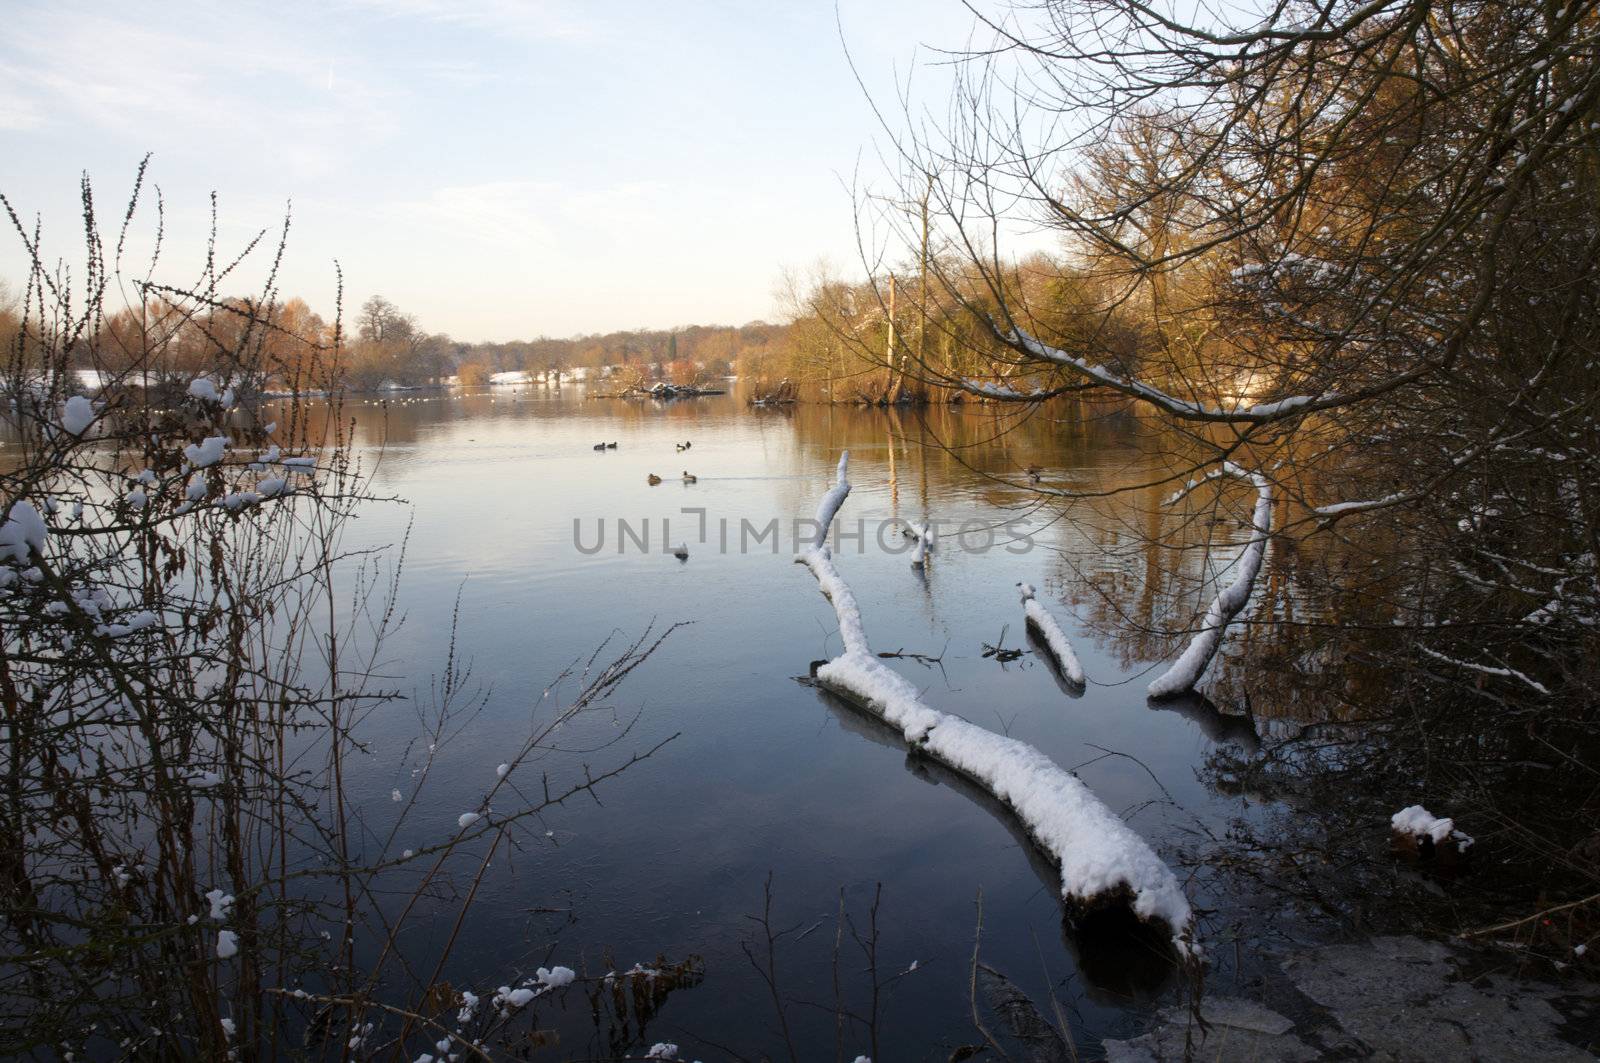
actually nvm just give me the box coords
[1148,463,1272,700]
[796,454,1196,957]
[903,521,936,567]
[1018,583,1085,688]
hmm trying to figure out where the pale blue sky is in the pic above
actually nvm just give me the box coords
[0,0,980,340]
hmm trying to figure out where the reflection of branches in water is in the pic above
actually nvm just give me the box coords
[966,889,1089,1063]
[1037,473,1415,729]
[779,403,1375,727]
[1188,730,1442,953]
[1026,627,1086,699]
[1187,678,1600,962]
[733,874,886,1063]
[583,953,706,1060]
[1144,693,1260,757]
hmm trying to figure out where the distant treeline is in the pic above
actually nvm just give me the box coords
[0,265,1092,403]
[0,254,1139,404]
[452,317,786,389]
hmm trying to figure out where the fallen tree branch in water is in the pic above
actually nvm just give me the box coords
[902,520,936,567]
[795,452,1197,958]
[1018,583,1086,688]
[875,643,947,666]
[982,624,1025,663]
[1149,463,1272,699]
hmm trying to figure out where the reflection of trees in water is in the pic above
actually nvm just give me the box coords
[324,393,1400,734]
[1147,692,1260,756]
[330,390,1404,733]
[778,401,1417,734]
[581,954,705,1060]
[1188,615,1600,959]
[785,397,1147,491]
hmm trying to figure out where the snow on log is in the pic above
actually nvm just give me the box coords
[1148,463,1272,699]
[1018,583,1085,687]
[904,521,936,567]
[810,452,853,552]
[797,453,1195,956]
[1390,804,1474,861]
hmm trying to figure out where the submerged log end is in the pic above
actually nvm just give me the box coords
[1390,805,1474,870]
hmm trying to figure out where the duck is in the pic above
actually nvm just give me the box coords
[592,443,606,451]
[647,473,662,485]
[671,542,689,561]
[676,441,692,451]
[681,471,697,484]
[606,441,618,449]
[1025,465,1042,483]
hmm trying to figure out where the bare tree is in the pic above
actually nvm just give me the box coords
[855,0,1600,945]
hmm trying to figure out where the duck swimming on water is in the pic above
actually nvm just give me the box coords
[647,473,662,485]
[681,471,697,483]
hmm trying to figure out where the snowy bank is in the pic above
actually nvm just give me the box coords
[797,454,1195,956]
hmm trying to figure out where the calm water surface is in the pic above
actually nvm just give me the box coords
[326,385,1281,1058]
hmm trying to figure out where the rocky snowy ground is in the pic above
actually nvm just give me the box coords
[1104,935,1600,1061]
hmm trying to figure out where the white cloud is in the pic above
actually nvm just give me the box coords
[0,0,971,338]
[1,5,399,178]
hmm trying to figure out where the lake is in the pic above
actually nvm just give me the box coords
[286,384,1293,1057]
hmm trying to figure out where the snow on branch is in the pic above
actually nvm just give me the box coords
[1310,492,1412,518]
[809,451,852,552]
[1310,434,1499,520]
[796,454,1196,956]
[1416,645,1550,695]
[906,521,935,567]
[1148,463,1272,699]
[1018,583,1085,687]
[1008,329,1335,424]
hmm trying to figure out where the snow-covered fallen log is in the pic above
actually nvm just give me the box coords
[1390,804,1474,860]
[1148,463,1272,699]
[797,454,1196,957]
[1018,583,1085,688]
